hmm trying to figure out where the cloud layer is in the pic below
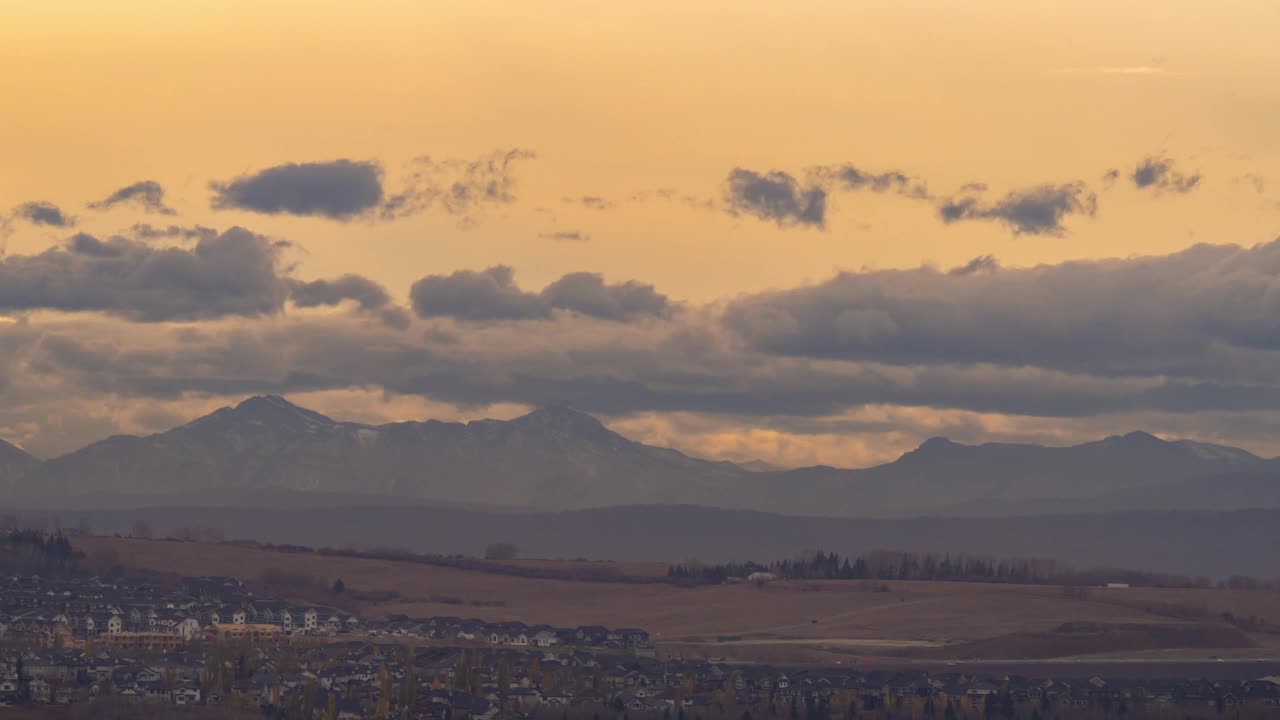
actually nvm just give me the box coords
[723,240,1280,378]
[0,228,291,321]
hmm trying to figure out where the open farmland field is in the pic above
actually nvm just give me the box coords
[77,536,1280,662]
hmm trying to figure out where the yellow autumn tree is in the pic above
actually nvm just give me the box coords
[375,665,392,718]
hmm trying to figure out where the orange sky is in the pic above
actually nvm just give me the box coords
[2,1,1280,464]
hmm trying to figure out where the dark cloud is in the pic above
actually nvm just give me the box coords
[66,233,126,258]
[410,266,671,322]
[938,183,1097,236]
[539,230,591,242]
[211,160,385,220]
[723,239,1280,378]
[0,227,292,321]
[1131,156,1201,194]
[8,201,75,228]
[410,266,546,321]
[541,272,671,321]
[290,274,411,328]
[724,168,827,228]
[376,307,413,330]
[89,180,176,214]
[290,274,392,312]
[380,148,535,222]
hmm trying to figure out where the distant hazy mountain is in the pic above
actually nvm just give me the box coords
[754,431,1280,517]
[6,395,1280,517]
[14,396,746,509]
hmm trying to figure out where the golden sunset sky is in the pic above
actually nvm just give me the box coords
[2,0,1280,466]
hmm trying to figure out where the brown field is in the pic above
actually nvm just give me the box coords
[78,536,1280,662]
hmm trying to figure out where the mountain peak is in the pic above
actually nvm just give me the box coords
[518,405,603,427]
[512,406,625,445]
[0,437,38,462]
[224,395,336,428]
[1103,430,1165,446]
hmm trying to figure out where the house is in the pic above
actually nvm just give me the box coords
[531,630,558,647]
[175,617,201,640]
[575,626,609,646]
[173,685,202,705]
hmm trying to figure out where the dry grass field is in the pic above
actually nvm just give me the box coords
[77,536,1280,662]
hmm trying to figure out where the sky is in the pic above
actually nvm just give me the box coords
[2,0,1280,467]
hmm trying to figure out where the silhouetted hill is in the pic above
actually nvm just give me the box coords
[32,503,1280,579]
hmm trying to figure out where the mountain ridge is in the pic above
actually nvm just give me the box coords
[5,395,1280,517]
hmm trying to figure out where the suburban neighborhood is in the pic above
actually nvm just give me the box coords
[1,571,1279,717]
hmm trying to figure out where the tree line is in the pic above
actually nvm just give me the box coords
[0,528,82,575]
[667,549,1223,589]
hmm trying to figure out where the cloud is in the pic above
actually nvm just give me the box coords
[290,274,392,312]
[938,183,1097,236]
[631,188,717,211]
[1238,173,1266,195]
[0,227,292,321]
[724,168,827,228]
[7,201,75,229]
[948,255,999,276]
[126,223,219,242]
[541,272,672,321]
[380,148,535,222]
[89,180,176,214]
[812,163,930,199]
[410,266,546,321]
[290,274,410,329]
[410,266,671,322]
[563,196,613,210]
[211,159,385,220]
[1131,156,1201,194]
[723,239,1280,378]
[539,230,590,242]
[22,235,1280,458]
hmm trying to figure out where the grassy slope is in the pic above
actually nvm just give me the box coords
[76,536,1280,661]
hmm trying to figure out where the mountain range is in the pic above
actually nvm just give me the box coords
[5,395,1280,517]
